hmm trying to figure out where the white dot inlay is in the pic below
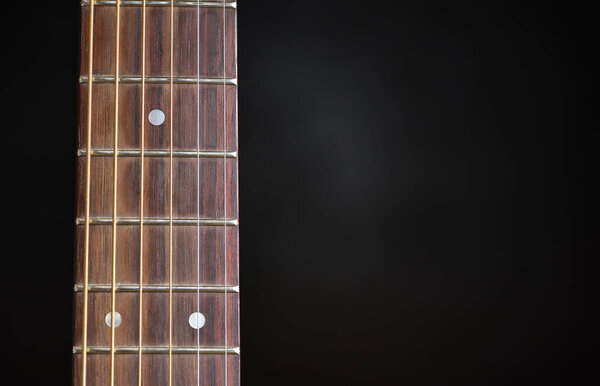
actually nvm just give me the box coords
[189,312,206,329]
[105,311,122,328]
[148,109,165,126]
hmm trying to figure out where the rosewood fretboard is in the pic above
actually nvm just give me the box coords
[73,1,239,385]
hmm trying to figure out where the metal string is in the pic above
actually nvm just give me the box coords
[81,0,95,384]
[196,0,202,384]
[169,1,175,385]
[222,2,228,384]
[138,1,147,385]
[110,1,122,385]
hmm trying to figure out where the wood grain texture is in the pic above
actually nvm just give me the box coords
[75,3,239,385]
[73,355,240,386]
[78,84,237,150]
[80,7,236,77]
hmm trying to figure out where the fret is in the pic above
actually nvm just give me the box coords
[81,1,237,8]
[73,355,240,386]
[74,284,240,293]
[74,226,239,285]
[76,217,238,225]
[80,75,237,85]
[78,84,237,151]
[76,158,238,219]
[80,7,236,77]
[74,346,240,355]
[74,293,239,347]
[77,149,237,158]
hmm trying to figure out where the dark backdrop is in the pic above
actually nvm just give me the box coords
[0,1,593,385]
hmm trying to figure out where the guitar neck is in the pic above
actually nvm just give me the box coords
[73,1,239,385]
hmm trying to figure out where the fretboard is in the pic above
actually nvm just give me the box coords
[73,1,239,385]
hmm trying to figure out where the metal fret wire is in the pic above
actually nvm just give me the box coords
[80,75,237,84]
[77,149,237,158]
[81,0,237,8]
[81,1,95,385]
[75,346,240,354]
[169,1,175,385]
[138,1,146,385]
[74,283,240,293]
[110,1,122,385]
[223,1,228,384]
[76,216,238,225]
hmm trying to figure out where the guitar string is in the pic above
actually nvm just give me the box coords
[110,0,122,385]
[223,2,228,383]
[81,0,95,384]
[196,0,201,384]
[169,1,175,385]
[138,1,147,385]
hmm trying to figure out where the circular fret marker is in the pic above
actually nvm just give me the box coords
[148,109,165,126]
[105,311,122,328]
[189,312,206,329]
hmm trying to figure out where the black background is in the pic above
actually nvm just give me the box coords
[0,1,593,385]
